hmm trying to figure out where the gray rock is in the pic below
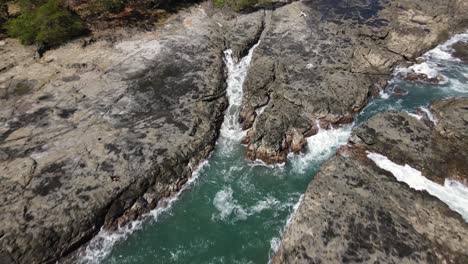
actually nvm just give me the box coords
[354,99,468,184]
[452,41,468,62]
[0,3,264,264]
[241,0,468,164]
[274,98,468,263]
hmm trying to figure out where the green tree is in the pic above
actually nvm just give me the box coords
[0,0,8,22]
[4,0,86,46]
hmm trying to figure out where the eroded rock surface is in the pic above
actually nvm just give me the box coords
[453,41,468,62]
[241,0,468,163]
[274,98,468,263]
[0,4,265,264]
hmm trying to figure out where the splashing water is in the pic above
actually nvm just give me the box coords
[220,44,259,145]
[367,152,468,221]
[81,32,468,264]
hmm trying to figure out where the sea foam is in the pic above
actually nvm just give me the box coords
[290,123,352,173]
[79,160,210,264]
[367,152,468,222]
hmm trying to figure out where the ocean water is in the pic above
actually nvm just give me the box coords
[80,32,468,264]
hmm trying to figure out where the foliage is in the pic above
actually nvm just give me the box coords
[214,0,225,8]
[18,0,47,11]
[4,0,86,46]
[0,1,7,26]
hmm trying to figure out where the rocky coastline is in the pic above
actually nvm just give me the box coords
[0,3,265,263]
[240,0,468,164]
[273,97,468,263]
[0,0,467,263]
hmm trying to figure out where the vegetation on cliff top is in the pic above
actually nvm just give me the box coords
[4,0,86,46]
[1,0,268,47]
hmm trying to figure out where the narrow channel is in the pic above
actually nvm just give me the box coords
[81,32,468,264]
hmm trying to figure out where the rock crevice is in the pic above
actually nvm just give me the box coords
[274,98,468,263]
[240,0,468,164]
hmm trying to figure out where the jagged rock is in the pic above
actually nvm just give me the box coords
[220,10,265,59]
[240,0,468,164]
[0,3,265,263]
[432,98,468,141]
[390,86,409,96]
[274,98,468,263]
[353,99,468,184]
[452,41,468,62]
[287,129,306,154]
[400,71,446,84]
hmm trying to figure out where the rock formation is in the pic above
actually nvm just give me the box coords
[274,98,468,263]
[0,3,265,263]
[240,0,468,163]
[1,0,467,263]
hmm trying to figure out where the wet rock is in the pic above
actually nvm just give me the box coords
[452,41,468,62]
[400,71,446,84]
[241,0,467,164]
[274,98,468,263]
[390,86,409,96]
[222,10,265,59]
[287,129,306,154]
[431,98,468,141]
[0,3,265,263]
[239,105,257,130]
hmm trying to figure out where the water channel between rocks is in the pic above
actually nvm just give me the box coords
[80,32,468,264]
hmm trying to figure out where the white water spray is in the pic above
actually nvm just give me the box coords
[80,41,261,263]
[79,160,210,264]
[367,152,468,222]
[220,44,259,144]
[290,123,352,173]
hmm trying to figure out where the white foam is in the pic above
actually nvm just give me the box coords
[269,237,281,254]
[251,196,280,214]
[79,160,210,264]
[290,123,352,173]
[393,32,468,84]
[379,90,390,99]
[285,195,303,226]
[367,152,468,222]
[426,31,468,61]
[409,62,441,79]
[448,78,468,93]
[211,187,280,222]
[420,107,437,124]
[407,112,423,120]
[220,43,260,143]
[248,159,286,169]
[212,187,248,221]
[267,194,304,263]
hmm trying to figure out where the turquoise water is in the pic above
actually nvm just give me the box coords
[81,33,468,264]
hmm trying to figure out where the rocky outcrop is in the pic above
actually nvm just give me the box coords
[453,41,468,62]
[274,98,468,263]
[0,3,265,264]
[240,0,468,163]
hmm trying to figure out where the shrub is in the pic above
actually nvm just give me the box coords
[214,0,225,8]
[0,2,8,29]
[4,0,86,46]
